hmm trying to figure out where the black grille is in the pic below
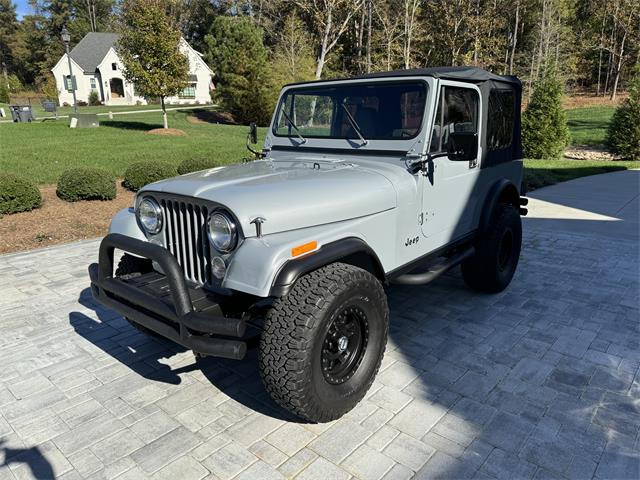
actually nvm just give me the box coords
[159,198,212,286]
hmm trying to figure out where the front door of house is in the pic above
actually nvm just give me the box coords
[110,78,124,98]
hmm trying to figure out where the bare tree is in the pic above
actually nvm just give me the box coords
[373,0,403,71]
[402,0,421,69]
[294,0,365,79]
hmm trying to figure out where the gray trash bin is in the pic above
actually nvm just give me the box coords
[10,105,35,123]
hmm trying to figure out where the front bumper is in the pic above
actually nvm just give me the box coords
[89,233,247,360]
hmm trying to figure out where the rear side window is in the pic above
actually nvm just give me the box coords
[487,89,515,151]
[430,86,479,152]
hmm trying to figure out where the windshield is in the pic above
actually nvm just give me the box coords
[273,81,428,141]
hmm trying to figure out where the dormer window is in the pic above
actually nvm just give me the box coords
[112,63,117,71]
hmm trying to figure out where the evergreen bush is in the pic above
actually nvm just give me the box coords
[522,72,569,159]
[177,157,221,175]
[205,17,274,125]
[88,90,101,106]
[607,74,640,160]
[123,161,177,191]
[0,82,9,104]
[56,167,116,202]
[0,173,42,215]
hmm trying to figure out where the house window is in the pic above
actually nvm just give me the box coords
[64,75,75,92]
[90,78,97,90]
[112,63,117,71]
[179,83,197,99]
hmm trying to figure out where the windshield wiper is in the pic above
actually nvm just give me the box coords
[341,104,368,146]
[281,110,306,144]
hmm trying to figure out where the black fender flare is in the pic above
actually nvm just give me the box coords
[479,179,520,234]
[269,237,385,297]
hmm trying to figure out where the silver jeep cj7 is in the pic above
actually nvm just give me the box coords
[89,66,528,422]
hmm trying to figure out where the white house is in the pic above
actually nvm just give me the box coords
[51,32,214,107]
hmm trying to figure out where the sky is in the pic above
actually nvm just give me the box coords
[13,0,32,19]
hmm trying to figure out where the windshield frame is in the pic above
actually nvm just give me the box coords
[271,79,430,142]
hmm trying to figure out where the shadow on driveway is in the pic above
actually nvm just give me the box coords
[69,212,639,478]
[0,440,54,479]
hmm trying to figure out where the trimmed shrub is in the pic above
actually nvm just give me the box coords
[0,173,42,215]
[123,160,177,191]
[57,167,116,202]
[88,90,101,106]
[0,82,9,104]
[177,157,221,175]
[607,74,640,160]
[522,71,569,159]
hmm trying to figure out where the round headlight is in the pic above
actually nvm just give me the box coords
[137,198,163,234]
[208,212,237,253]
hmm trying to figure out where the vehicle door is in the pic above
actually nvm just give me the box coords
[420,80,482,242]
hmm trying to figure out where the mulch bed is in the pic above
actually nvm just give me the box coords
[0,184,134,255]
[146,128,187,136]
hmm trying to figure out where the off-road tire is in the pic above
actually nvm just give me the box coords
[115,254,162,338]
[462,203,522,293]
[259,263,388,422]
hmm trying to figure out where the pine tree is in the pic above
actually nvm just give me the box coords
[117,0,189,129]
[205,16,273,125]
[607,71,640,159]
[521,70,569,159]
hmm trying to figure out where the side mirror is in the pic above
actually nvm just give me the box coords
[248,122,258,144]
[447,132,478,162]
[246,122,262,159]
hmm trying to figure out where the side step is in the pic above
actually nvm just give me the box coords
[390,247,475,286]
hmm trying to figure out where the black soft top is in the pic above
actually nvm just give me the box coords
[358,66,520,88]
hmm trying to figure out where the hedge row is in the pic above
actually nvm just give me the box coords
[57,167,116,202]
[0,173,42,215]
[2,157,218,215]
[123,160,177,191]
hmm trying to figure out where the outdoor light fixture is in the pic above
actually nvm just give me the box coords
[61,27,71,44]
[61,26,78,114]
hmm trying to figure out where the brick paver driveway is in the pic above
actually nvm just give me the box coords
[0,171,638,480]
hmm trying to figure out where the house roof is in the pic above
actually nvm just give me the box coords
[68,32,119,72]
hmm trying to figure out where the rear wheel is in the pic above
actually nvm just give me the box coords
[462,204,522,293]
[259,263,388,422]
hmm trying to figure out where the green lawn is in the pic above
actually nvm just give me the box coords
[524,158,639,191]
[566,106,614,146]
[0,101,208,118]
[0,109,260,184]
[1,104,636,190]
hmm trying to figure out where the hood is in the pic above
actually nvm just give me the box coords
[142,159,397,237]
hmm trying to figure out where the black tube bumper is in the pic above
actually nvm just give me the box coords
[88,233,247,360]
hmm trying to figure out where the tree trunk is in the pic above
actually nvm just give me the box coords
[366,0,372,73]
[509,1,519,75]
[596,9,606,96]
[161,96,168,129]
[610,29,627,101]
[315,5,333,79]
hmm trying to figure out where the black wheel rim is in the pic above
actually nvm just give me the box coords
[498,229,514,271]
[321,305,369,385]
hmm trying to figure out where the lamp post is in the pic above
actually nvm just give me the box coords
[61,27,78,113]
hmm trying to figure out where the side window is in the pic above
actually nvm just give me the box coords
[487,89,515,150]
[430,86,479,152]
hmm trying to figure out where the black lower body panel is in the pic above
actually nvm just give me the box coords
[89,233,247,360]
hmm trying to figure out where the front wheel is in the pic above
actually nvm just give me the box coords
[259,263,388,422]
[462,203,522,293]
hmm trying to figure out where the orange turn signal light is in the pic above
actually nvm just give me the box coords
[291,241,318,257]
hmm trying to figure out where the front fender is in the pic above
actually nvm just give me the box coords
[223,210,395,297]
[109,208,147,242]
